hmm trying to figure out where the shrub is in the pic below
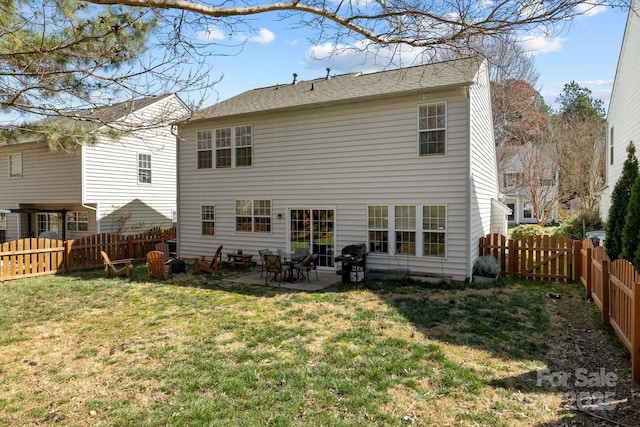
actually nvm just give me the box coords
[552,211,604,241]
[510,224,544,239]
[472,255,501,277]
[606,143,638,260]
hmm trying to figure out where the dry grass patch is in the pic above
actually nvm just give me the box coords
[0,270,637,426]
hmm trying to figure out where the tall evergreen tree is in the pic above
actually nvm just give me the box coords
[606,143,639,260]
[622,175,640,262]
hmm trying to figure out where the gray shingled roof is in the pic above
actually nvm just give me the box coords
[190,57,483,122]
[39,93,176,128]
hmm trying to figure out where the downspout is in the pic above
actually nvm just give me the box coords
[173,124,180,255]
[466,84,472,283]
[80,144,99,233]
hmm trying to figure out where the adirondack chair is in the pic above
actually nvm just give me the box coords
[194,245,223,274]
[155,241,176,263]
[100,250,133,278]
[146,250,172,280]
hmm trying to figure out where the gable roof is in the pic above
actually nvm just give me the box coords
[40,93,181,128]
[190,57,484,122]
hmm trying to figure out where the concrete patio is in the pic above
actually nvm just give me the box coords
[233,269,342,291]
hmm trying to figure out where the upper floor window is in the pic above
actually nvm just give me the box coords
[609,127,614,166]
[9,152,22,178]
[198,125,252,169]
[503,172,523,188]
[418,103,446,156]
[197,130,213,169]
[201,205,215,236]
[67,211,89,232]
[138,153,152,184]
[235,199,271,232]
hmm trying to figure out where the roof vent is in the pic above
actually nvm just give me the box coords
[292,73,298,85]
[325,68,331,80]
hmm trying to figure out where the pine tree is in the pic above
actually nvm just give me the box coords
[606,143,639,260]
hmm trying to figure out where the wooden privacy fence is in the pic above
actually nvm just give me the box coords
[0,229,175,282]
[479,233,640,381]
[478,233,578,282]
[0,238,65,281]
[580,243,640,381]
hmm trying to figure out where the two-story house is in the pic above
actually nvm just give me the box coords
[497,144,559,226]
[602,0,640,221]
[177,57,506,282]
[0,94,189,242]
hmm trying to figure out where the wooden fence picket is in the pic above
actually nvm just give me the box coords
[0,229,175,281]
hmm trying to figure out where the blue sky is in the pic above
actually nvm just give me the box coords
[195,6,629,113]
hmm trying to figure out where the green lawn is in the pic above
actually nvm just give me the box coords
[0,266,626,426]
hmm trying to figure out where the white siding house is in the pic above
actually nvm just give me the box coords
[0,94,189,241]
[602,0,640,220]
[177,58,503,282]
[497,145,559,226]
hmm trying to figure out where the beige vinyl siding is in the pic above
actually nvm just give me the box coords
[467,61,499,275]
[84,96,184,234]
[179,88,475,280]
[603,0,640,220]
[0,142,82,205]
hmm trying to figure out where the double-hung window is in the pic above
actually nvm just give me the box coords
[368,204,446,257]
[9,152,22,178]
[418,103,446,156]
[201,206,215,236]
[368,206,389,253]
[138,154,152,184]
[67,211,89,232]
[395,205,416,255]
[198,125,252,169]
[235,200,271,232]
[423,205,446,257]
[197,130,213,169]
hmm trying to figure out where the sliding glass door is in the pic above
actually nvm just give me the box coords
[289,209,335,267]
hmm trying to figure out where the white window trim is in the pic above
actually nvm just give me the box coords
[138,153,152,184]
[234,199,272,233]
[198,125,253,170]
[66,211,89,232]
[417,102,447,157]
[201,205,216,237]
[367,204,448,258]
[9,152,22,178]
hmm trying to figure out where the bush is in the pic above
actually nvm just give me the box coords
[472,255,501,277]
[552,211,604,241]
[510,224,544,239]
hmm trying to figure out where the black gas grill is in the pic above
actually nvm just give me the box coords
[335,243,367,284]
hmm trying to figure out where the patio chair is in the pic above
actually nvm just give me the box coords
[264,254,285,286]
[155,241,176,263]
[293,254,315,283]
[146,250,172,280]
[258,249,273,278]
[194,245,223,274]
[100,250,133,279]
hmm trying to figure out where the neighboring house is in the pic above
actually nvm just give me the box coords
[497,145,559,226]
[602,0,640,221]
[177,57,506,282]
[0,94,189,241]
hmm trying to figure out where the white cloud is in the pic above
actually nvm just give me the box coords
[576,2,607,16]
[519,35,565,55]
[304,40,429,73]
[235,28,276,45]
[248,28,276,45]
[196,26,226,41]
